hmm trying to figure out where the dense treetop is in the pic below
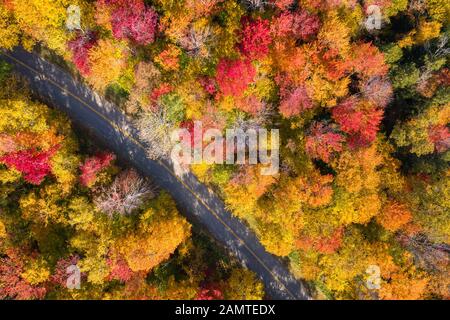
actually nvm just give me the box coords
[0,0,448,299]
[0,71,264,300]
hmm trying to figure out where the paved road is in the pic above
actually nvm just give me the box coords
[0,48,310,300]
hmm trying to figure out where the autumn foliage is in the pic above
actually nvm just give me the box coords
[109,0,158,45]
[79,152,115,187]
[305,122,344,163]
[216,58,256,97]
[0,74,262,300]
[238,17,271,60]
[0,146,59,185]
[0,0,449,301]
[68,32,98,76]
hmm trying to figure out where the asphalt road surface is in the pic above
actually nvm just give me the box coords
[0,48,310,300]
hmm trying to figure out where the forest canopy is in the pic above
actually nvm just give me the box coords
[0,71,264,300]
[0,0,449,300]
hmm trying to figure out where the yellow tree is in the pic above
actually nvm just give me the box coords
[116,192,191,272]
[87,39,128,91]
[5,0,96,54]
[0,4,20,49]
[222,268,264,300]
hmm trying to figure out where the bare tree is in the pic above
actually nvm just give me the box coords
[242,0,268,11]
[135,109,176,160]
[408,0,426,13]
[231,103,274,132]
[362,76,393,108]
[398,233,450,272]
[432,36,450,58]
[418,35,450,90]
[179,24,214,58]
[94,169,156,216]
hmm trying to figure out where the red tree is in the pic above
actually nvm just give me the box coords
[79,152,115,187]
[0,146,59,185]
[350,42,389,79]
[110,1,158,45]
[332,98,363,133]
[0,250,46,300]
[332,98,384,147]
[279,85,313,118]
[216,58,256,97]
[107,256,134,282]
[50,255,82,287]
[150,83,173,103]
[296,228,344,254]
[238,17,271,60]
[199,77,217,95]
[428,125,450,153]
[195,285,223,300]
[68,31,97,76]
[306,122,345,163]
[271,10,320,41]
